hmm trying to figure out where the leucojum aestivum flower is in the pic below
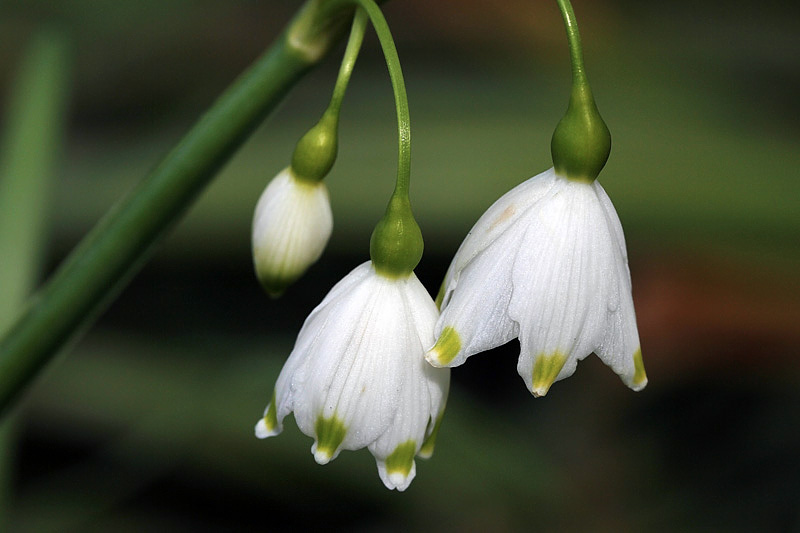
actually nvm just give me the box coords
[254,4,449,491]
[253,0,646,491]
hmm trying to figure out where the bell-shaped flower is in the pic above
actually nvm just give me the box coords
[251,167,333,296]
[255,261,449,491]
[426,167,646,396]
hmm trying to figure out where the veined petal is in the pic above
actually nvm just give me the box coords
[255,262,374,442]
[367,273,448,490]
[418,350,450,459]
[400,274,450,459]
[428,224,523,367]
[288,265,405,458]
[592,182,647,390]
[509,177,609,395]
[439,168,558,305]
[254,261,449,489]
[252,167,333,295]
[430,169,562,367]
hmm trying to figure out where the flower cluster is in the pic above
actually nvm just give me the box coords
[251,0,646,493]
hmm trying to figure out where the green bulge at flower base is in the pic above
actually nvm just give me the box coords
[551,0,611,183]
[370,194,424,278]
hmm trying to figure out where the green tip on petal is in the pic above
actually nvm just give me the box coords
[418,408,446,459]
[632,347,648,390]
[385,440,417,480]
[531,352,568,397]
[426,326,461,366]
[255,390,279,439]
[314,414,347,465]
[265,390,278,429]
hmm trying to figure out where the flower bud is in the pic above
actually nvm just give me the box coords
[252,167,332,296]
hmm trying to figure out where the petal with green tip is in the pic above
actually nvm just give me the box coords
[426,326,461,366]
[376,440,417,491]
[313,414,347,465]
[530,352,568,397]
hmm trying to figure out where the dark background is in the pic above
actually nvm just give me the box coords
[1,0,799,531]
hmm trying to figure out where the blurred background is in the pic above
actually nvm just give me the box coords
[1,0,799,531]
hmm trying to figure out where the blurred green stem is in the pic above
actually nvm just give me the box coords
[555,0,587,87]
[327,8,368,118]
[338,0,411,198]
[0,30,70,524]
[0,0,388,415]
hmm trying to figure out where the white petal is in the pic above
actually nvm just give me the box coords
[439,168,558,306]
[285,265,402,452]
[428,224,522,367]
[252,167,333,294]
[592,182,647,390]
[509,177,609,395]
[367,274,449,490]
[430,170,561,368]
[376,456,417,492]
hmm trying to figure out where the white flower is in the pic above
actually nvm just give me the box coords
[252,167,333,296]
[426,167,646,396]
[255,261,449,491]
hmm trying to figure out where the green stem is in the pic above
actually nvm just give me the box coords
[326,0,423,278]
[555,0,588,88]
[289,9,368,183]
[0,29,70,523]
[328,0,411,200]
[550,0,611,182]
[0,1,377,415]
[328,8,368,118]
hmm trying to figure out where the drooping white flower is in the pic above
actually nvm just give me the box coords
[255,261,449,491]
[426,167,646,396]
[251,167,333,296]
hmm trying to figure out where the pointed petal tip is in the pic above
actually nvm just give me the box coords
[632,348,647,390]
[377,461,416,492]
[254,418,279,439]
[313,414,346,465]
[377,440,417,491]
[426,326,462,367]
[257,276,291,298]
[530,386,550,398]
[313,447,333,465]
[529,352,567,398]
[385,471,413,492]
[416,447,433,460]
[424,349,445,368]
